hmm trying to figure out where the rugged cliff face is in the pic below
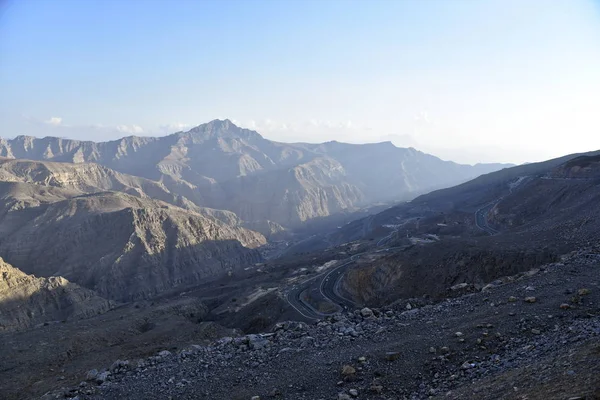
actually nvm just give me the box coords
[0,157,198,211]
[0,119,510,227]
[0,181,266,301]
[487,156,600,242]
[0,258,114,332]
[341,242,558,307]
[549,154,600,179]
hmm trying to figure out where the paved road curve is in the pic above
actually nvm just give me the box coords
[475,203,499,235]
[285,257,358,320]
[285,247,408,320]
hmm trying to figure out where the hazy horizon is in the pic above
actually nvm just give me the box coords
[1,0,599,164]
[0,117,519,167]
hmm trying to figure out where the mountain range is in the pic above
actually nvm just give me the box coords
[0,119,512,328]
[0,122,598,400]
[0,119,510,228]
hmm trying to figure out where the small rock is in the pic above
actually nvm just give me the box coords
[508,296,517,302]
[349,388,359,397]
[440,346,450,354]
[461,362,475,370]
[85,369,98,381]
[338,394,352,400]
[250,396,260,400]
[531,329,541,335]
[454,332,464,337]
[341,365,356,375]
[357,356,366,362]
[158,350,172,357]
[560,303,571,310]
[429,347,436,354]
[110,359,129,372]
[360,307,374,318]
[450,283,469,291]
[385,352,400,361]
[524,297,537,303]
[481,283,495,292]
[405,303,413,310]
[95,371,110,384]
[248,334,269,350]
[578,288,591,296]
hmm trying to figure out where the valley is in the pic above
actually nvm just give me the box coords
[3,2,599,399]
[0,124,598,400]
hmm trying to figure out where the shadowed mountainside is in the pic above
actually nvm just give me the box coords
[334,152,600,308]
[0,258,114,332]
[0,181,266,301]
[329,150,600,245]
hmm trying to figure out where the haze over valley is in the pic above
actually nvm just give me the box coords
[1,1,599,399]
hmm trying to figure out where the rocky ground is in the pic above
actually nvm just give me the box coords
[40,249,600,400]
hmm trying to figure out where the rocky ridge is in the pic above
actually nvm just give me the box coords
[0,183,266,301]
[0,258,114,332]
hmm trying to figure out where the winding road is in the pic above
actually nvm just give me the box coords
[285,247,408,320]
[474,176,532,235]
[288,203,501,320]
[285,256,359,320]
[475,202,499,235]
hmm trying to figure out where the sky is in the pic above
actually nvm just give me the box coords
[1,0,599,164]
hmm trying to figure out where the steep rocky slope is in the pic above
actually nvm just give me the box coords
[304,140,510,200]
[33,249,600,400]
[219,157,364,224]
[0,119,510,227]
[329,149,600,246]
[0,183,266,301]
[0,258,114,332]
[550,154,600,179]
[0,157,279,235]
[0,157,200,212]
[320,152,600,312]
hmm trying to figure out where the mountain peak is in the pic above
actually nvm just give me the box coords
[183,119,263,141]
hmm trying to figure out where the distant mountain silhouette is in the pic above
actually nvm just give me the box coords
[0,119,511,227]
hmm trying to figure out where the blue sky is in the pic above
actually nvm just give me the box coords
[1,0,599,164]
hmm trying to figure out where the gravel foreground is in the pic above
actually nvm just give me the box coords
[42,250,600,400]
